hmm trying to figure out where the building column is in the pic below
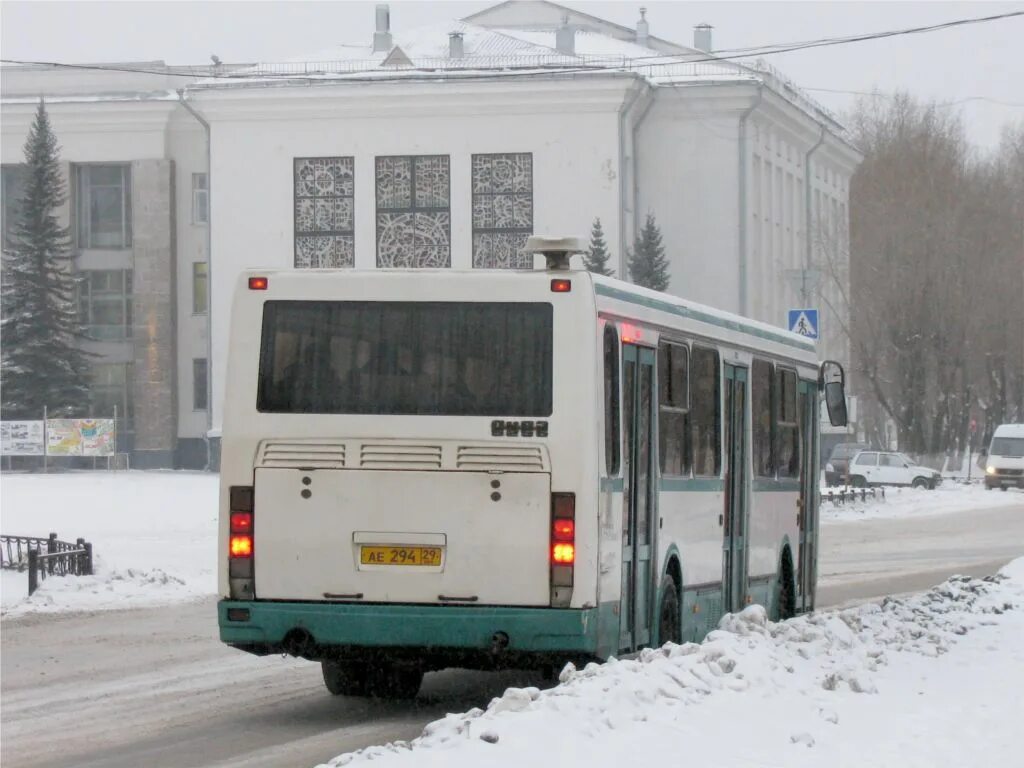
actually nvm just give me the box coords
[130,159,178,469]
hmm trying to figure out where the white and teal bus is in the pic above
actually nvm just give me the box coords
[218,238,848,699]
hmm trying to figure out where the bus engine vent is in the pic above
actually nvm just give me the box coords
[257,440,346,469]
[359,444,443,470]
[456,445,546,472]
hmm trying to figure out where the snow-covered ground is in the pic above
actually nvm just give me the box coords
[822,480,1022,522]
[0,471,217,615]
[1,472,1018,614]
[322,560,1024,768]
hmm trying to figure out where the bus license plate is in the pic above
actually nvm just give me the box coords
[360,546,442,567]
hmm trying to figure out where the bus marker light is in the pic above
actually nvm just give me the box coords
[552,542,575,564]
[550,278,572,293]
[230,534,253,558]
[621,323,643,343]
[248,276,269,290]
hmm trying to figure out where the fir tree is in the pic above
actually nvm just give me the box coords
[1,100,91,419]
[582,217,613,276]
[628,213,670,292]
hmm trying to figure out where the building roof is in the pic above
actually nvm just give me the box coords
[0,1,845,134]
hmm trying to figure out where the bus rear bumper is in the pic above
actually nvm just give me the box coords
[219,599,601,668]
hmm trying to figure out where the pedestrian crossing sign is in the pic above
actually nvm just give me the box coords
[787,309,819,339]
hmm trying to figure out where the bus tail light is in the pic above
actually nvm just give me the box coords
[228,485,255,600]
[550,493,575,607]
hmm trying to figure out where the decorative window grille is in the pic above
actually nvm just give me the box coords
[294,157,355,268]
[375,155,450,268]
[471,153,533,269]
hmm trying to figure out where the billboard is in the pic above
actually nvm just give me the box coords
[1,419,119,457]
[78,419,115,456]
[0,421,46,456]
[46,420,83,456]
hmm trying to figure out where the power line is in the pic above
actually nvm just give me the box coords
[1,8,1021,83]
[801,87,1024,109]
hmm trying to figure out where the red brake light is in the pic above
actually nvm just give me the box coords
[230,512,252,533]
[552,542,575,564]
[230,535,253,558]
[248,276,268,290]
[553,518,575,541]
[550,278,572,293]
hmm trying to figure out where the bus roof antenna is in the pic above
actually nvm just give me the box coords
[525,235,586,271]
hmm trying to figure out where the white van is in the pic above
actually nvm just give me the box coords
[984,424,1024,490]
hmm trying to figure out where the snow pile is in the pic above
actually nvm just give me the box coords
[321,561,1024,768]
[822,480,1020,522]
[1,471,217,614]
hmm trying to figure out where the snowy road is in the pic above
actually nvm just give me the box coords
[3,498,1023,768]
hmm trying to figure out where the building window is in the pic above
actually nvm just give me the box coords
[192,262,208,314]
[658,341,690,476]
[77,165,131,249]
[90,362,133,422]
[192,172,209,224]
[294,157,354,268]
[1,164,27,247]
[471,153,533,269]
[78,269,132,340]
[193,358,208,411]
[375,155,450,268]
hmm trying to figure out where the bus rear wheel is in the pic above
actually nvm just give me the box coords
[658,573,682,646]
[367,663,424,700]
[321,661,370,697]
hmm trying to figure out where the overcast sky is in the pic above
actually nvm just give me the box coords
[2,1,1022,150]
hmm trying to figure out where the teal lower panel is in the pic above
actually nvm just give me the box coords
[682,587,723,643]
[219,600,601,655]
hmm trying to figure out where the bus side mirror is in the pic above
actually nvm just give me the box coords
[818,360,848,428]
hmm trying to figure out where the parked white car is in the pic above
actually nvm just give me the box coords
[847,450,942,489]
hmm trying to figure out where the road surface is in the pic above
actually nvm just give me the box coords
[3,500,1023,768]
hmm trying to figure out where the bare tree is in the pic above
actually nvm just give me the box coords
[820,93,1023,462]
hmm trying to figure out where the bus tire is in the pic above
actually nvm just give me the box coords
[776,551,796,621]
[368,664,423,700]
[658,573,682,646]
[321,661,370,697]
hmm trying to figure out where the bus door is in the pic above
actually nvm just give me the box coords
[797,380,819,612]
[620,344,656,651]
[722,364,749,614]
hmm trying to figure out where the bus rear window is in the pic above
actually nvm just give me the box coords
[257,301,553,416]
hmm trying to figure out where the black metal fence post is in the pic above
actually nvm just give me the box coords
[84,542,93,575]
[47,533,57,575]
[28,549,38,595]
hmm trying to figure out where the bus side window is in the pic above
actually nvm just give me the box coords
[658,341,690,476]
[776,368,799,478]
[690,346,721,476]
[752,359,775,478]
[603,325,621,476]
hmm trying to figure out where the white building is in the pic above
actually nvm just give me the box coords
[0,1,861,467]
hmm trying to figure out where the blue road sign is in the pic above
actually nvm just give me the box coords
[788,309,819,339]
